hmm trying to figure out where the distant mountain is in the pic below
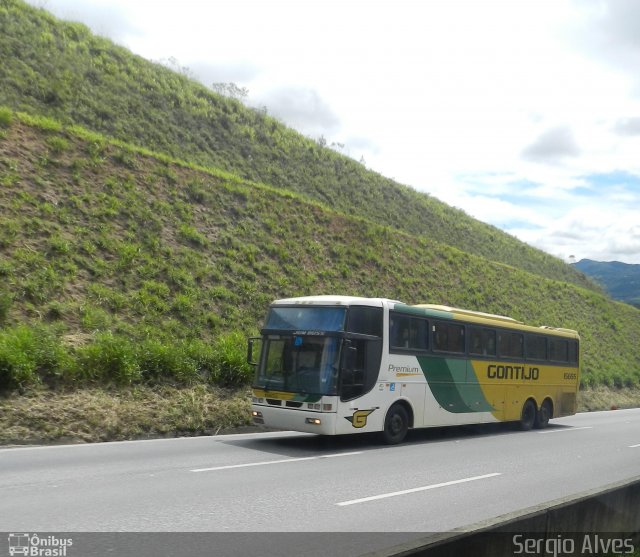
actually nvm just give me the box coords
[573,259,640,307]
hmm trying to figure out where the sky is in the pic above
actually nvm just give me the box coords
[28,0,640,263]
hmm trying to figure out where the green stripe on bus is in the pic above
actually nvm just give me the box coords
[417,356,494,414]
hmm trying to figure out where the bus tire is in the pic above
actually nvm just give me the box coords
[382,404,409,445]
[519,399,537,431]
[534,399,552,429]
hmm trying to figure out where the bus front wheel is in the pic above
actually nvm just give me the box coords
[382,404,409,445]
[519,399,537,431]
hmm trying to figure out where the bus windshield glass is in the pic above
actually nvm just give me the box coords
[255,335,341,395]
[264,306,346,332]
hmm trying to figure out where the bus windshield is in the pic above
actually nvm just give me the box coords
[264,306,346,332]
[255,335,341,395]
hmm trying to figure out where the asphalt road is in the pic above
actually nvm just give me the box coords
[1,409,639,555]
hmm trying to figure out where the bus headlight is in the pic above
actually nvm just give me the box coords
[252,410,264,424]
[305,418,321,425]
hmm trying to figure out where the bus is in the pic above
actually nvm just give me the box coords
[248,296,580,444]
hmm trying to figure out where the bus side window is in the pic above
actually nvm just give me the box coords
[389,314,428,352]
[484,329,496,356]
[498,331,523,358]
[433,322,465,353]
[568,340,579,364]
[470,328,482,355]
[471,327,496,357]
[348,306,383,337]
[549,338,568,362]
[526,335,547,361]
[390,316,409,348]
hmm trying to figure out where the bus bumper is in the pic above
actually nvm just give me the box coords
[252,405,337,435]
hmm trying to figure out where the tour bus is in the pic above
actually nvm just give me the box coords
[248,296,580,444]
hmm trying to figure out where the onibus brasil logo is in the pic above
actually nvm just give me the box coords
[8,533,73,557]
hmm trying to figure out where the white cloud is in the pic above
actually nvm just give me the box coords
[31,0,140,40]
[522,127,581,163]
[250,87,341,139]
[613,117,640,136]
[510,196,640,263]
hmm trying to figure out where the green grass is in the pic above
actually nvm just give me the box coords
[0,0,599,291]
[0,106,12,127]
[0,116,638,394]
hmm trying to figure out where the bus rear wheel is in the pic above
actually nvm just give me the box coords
[534,399,552,429]
[382,404,409,445]
[519,399,537,431]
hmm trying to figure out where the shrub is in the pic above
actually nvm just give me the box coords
[0,326,39,390]
[183,340,217,383]
[150,336,252,388]
[0,107,12,128]
[211,331,253,387]
[112,146,138,169]
[0,290,12,325]
[75,332,141,384]
[137,339,198,384]
[178,224,207,247]
[0,325,71,390]
[81,305,112,331]
[17,112,62,132]
[33,327,74,385]
[46,135,70,153]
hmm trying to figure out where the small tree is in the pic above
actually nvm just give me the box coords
[211,82,249,101]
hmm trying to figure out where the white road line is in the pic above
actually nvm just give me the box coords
[538,426,593,434]
[335,472,502,507]
[629,444,640,448]
[190,451,362,472]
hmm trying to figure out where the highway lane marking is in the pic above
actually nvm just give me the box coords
[190,451,363,472]
[335,472,502,506]
[629,444,640,448]
[537,426,593,434]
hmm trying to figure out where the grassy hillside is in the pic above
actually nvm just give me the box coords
[0,1,638,444]
[1,113,639,395]
[0,0,597,291]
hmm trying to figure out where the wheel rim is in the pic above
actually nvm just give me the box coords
[390,413,403,435]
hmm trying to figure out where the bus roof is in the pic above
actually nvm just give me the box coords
[414,304,521,324]
[270,295,401,307]
[395,303,579,338]
[267,297,579,338]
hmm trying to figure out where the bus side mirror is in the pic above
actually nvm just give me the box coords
[247,337,262,366]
